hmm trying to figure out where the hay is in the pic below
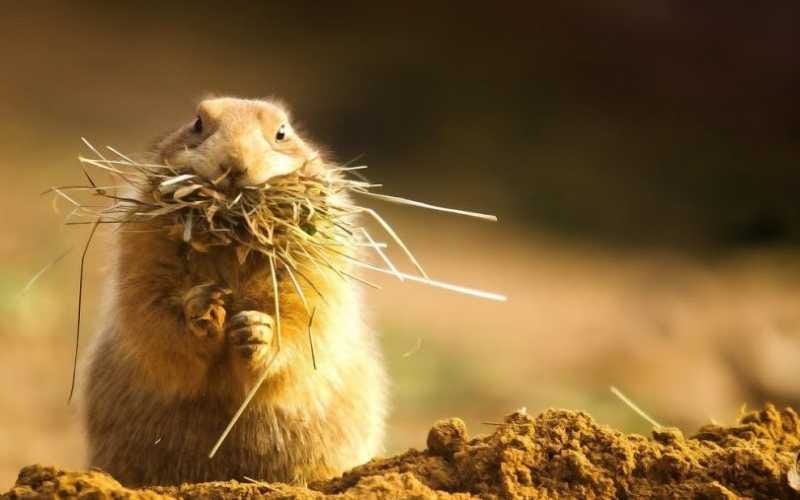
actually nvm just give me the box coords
[50,140,506,303]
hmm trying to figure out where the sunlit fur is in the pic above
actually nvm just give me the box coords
[83,97,387,486]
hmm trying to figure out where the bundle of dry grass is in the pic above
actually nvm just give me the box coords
[52,139,505,300]
[48,139,506,455]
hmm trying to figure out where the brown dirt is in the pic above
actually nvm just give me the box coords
[4,405,800,499]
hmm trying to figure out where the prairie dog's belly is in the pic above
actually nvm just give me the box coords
[87,341,385,485]
[84,237,387,486]
[85,310,386,486]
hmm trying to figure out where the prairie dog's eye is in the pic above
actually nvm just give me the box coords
[275,124,288,142]
[192,116,203,133]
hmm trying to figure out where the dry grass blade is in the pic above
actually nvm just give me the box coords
[328,165,369,173]
[348,259,507,302]
[68,219,100,404]
[51,187,82,208]
[284,261,330,306]
[401,337,423,358]
[81,137,110,164]
[270,265,284,348]
[208,254,283,459]
[78,158,129,176]
[18,246,73,296]
[307,307,318,370]
[360,207,428,279]
[209,343,281,460]
[609,386,663,429]
[105,145,138,164]
[281,258,309,312]
[353,189,498,221]
[242,476,280,492]
[360,227,403,282]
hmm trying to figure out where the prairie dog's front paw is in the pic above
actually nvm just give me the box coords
[183,284,230,339]
[227,310,274,364]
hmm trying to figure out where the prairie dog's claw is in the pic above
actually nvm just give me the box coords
[227,310,274,361]
[183,284,230,339]
[229,310,274,328]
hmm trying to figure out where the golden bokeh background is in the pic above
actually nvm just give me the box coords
[2,2,800,487]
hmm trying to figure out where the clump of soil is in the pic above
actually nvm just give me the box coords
[5,405,800,499]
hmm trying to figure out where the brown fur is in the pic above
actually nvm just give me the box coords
[83,98,387,486]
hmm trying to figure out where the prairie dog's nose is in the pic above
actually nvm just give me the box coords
[213,126,271,186]
[216,126,304,186]
[226,127,267,173]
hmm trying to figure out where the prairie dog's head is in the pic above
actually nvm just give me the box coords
[156,97,320,187]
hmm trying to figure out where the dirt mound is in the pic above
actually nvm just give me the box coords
[5,405,800,499]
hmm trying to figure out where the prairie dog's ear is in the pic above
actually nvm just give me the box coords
[260,96,291,118]
[199,91,221,103]
[198,99,227,122]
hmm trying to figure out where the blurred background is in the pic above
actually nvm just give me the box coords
[2,1,800,487]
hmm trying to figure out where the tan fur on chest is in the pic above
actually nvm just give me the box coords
[85,223,386,486]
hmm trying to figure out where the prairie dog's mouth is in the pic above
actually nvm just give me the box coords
[205,165,244,191]
[193,154,309,193]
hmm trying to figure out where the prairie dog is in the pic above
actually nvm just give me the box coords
[84,97,387,486]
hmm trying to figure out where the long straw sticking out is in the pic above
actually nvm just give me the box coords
[208,348,280,459]
[68,219,100,404]
[360,207,429,280]
[350,260,507,302]
[81,137,110,165]
[208,254,283,459]
[360,227,403,282]
[18,246,73,296]
[354,190,498,222]
[609,386,662,429]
